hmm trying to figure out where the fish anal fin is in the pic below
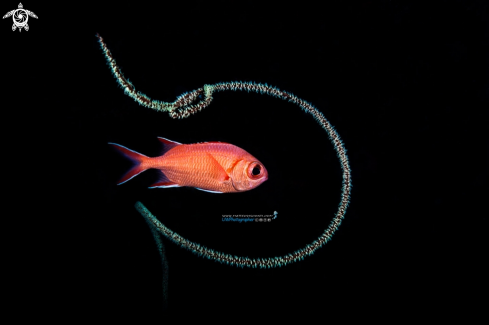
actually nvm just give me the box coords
[149,170,179,188]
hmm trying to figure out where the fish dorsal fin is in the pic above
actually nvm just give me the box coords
[197,141,222,144]
[148,170,180,188]
[157,137,182,155]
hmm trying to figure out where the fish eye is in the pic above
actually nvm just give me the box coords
[252,165,261,176]
[248,162,263,179]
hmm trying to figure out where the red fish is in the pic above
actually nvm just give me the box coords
[109,137,268,193]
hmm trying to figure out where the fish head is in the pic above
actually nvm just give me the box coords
[230,158,268,191]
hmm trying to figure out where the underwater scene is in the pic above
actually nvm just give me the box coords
[4,1,487,322]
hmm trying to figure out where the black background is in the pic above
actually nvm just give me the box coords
[2,0,487,322]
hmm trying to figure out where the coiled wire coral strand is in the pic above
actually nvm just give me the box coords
[98,34,352,268]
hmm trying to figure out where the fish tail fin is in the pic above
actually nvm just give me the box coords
[109,142,150,185]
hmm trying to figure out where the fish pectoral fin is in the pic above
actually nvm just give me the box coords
[205,153,230,182]
[226,159,242,175]
[149,170,180,188]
